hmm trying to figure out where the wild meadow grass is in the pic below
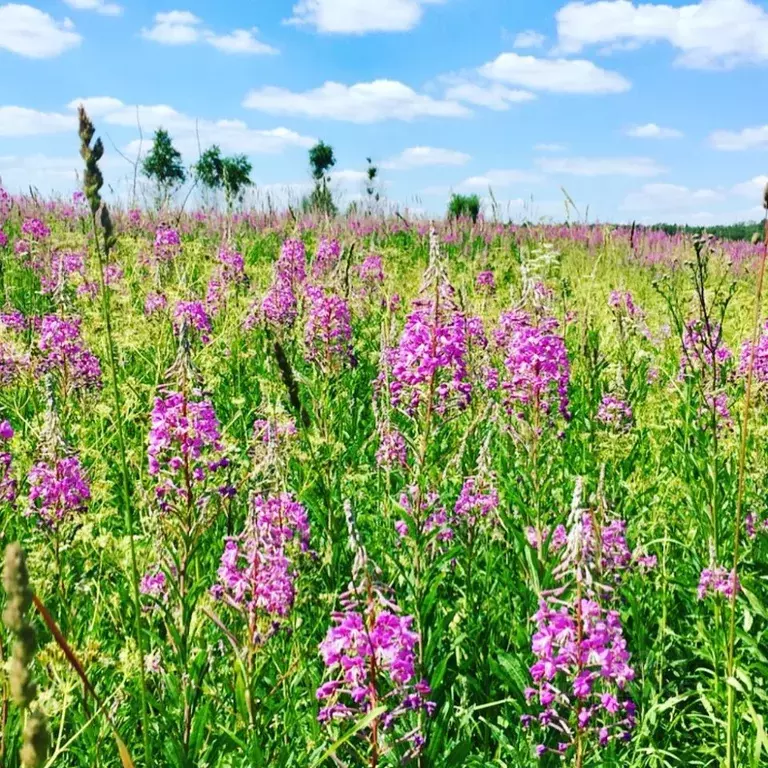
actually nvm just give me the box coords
[0,123,768,768]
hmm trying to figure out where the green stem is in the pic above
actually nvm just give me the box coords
[91,215,153,766]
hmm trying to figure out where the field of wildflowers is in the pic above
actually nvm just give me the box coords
[1,113,768,768]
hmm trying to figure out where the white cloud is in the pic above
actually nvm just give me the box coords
[0,4,81,58]
[731,175,768,199]
[513,30,546,49]
[479,52,631,94]
[206,29,278,55]
[621,183,723,211]
[285,0,445,33]
[382,146,471,170]
[459,169,543,189]
[142,11,277,54]
[141,10,202,44]
[243,80,469,123]
[709,124,768,151]
[443,81,536,110]
[63,0,122,16]
[556,0,768,69]
[626,123,683,139]
[0,106,74,136]
[0,98,315,157]
[535,143,567,152]
[538,156,666,176]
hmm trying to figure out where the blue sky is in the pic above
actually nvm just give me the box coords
[1,0,768,223]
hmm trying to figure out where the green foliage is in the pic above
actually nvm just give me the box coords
[305,141,337,216]
[308,141,336,182]
[194,145,253,209]
[448,193,481,222]
[141,128,186,205]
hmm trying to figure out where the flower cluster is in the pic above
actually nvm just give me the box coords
[139,567,168,607]
[523,598,636,755]
[454,476,500,528]
[173,300,212,344]
[37,315,102,393]
[147,391,229,514]
[0,186,11,224]
[275,238,307,287]
[154,226,182,263]
[312,237,341,279]
[356,254,384,290]
[213,493,310,634]
[526,524,568,552]
[680,319,732,381]
[304,287,354,369]
[697,566,739,600]
[21,218,50,241]
[597,395,633,431]
[317,586,433,756]
[746,511,768,538]
[738,321,768,383]
[0,420,16,504]
[397,488,453,543]
[385,304,472,416]
[375,427,408,469]
[218,246,246,284]
[497,312,570,419]
[27,456,90,531]
[476,270,495,293]
[144,292,168,316]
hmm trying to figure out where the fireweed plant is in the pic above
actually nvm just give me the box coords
[0,126,768,767]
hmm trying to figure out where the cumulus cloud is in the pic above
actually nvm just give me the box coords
[0,4,81,58]
[458,169,543,189]
[381,146,471,170]
[243,80,469,123]
[556,0,768,69]
[285,0,446,33]
[479,52,631,94]
[442,81,536,110]
[513,30,546,49]
[626,123,683,139]
[537,156,666,177]
[63,0,122,16]
[709,124,768,150]
[142,11,278,54]
[621,182,723,211]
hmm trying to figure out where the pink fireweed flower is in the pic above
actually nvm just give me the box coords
[680,319,732,381]
[597,395,633,431]
[217,246,246,284]
[37,315,102,393]
[317,585,433,755]
[253,418,297,446]
[147,391,229,513]
[0,310,26,333]
[21,218,50,241]
[173,300,212,344]
[154,226,181,262]
[102,263,124,288]
[476,270,495,293]
[304,287,354,369]
[497,312,570,419]
[738,321,768,383]
[384,304,472,416]
[144,292,168,316]
[398,488,453,543]
[247,278,297,331]
[213,493,310,636]
[454,476,499,528]
[0,421,16,504]
[375,427,408,469]
[27,456,90,531]
[312,237,341,279]
[139,567,168,609]
[276,238,307,288]
[356,254,384,287]
[526,524,568,552]
[0,187,11,224]
[0,230,8,249]
[697,566,740,600]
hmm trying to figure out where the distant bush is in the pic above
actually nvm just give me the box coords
[448,193,481,222]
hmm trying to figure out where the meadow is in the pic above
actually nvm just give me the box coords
[1,114,768,768]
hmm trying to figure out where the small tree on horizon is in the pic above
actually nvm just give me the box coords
[142,128,186,207]
[307,140,336,215]
[365,157,380,206]
[194,145,253,210]
[448,193,481,223]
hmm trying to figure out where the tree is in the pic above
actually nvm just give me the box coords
[307,141,336,215]
[448,193,481,223]
[194,145,253,210]
[365,157,380,204]
[142,128,186,206]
